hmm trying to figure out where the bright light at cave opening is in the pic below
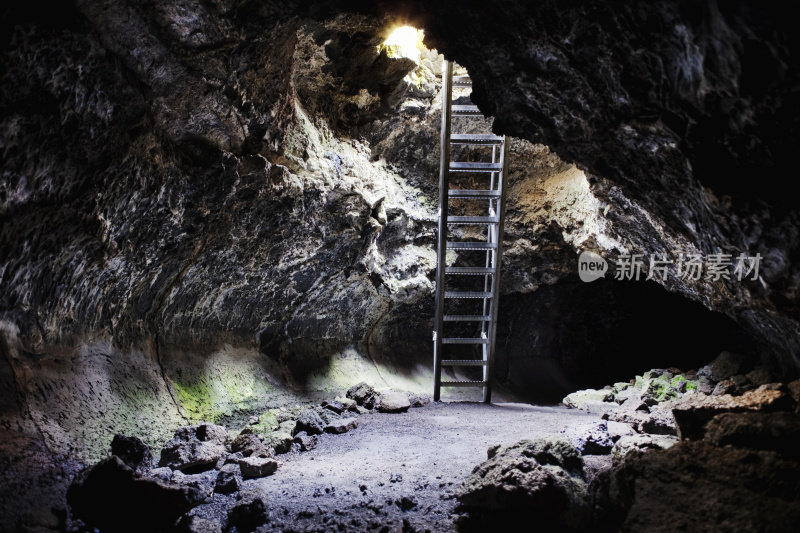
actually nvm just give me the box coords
[381,25,425,63]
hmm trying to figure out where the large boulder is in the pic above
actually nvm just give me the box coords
[228,489,268,533]
[324,417,359,434]
[266,421,296,453]
[230,431,273,458]
[456,438,591,531]
[294,409,325,436]
[562,388,614,411]
[703,411,800,458]
[696,351,749,382]
[611,434,678,463]
[159,423,228,473]
[214,464,240,494]
[346,382,378,410]
[606,440,800,531]
[564,421,614,455]
[238,456,278,479]
[377,391,411,413]
[67,456,205,532]
[671,384,792,439]
[111,434,153,472]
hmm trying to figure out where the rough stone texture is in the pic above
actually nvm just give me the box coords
[110,434,153,472]
[228,490,269,533]
[672,384,791,439]
[376,391,411,413]
[324,417,359,434]
[564,421,614,455]
[265,421,296,454]
[67,456,205,532]
[230,432,273,458]
[562,388,614,410]
[293,432,318,451]
[159,424,228,473]
[346,383,378,410]
[176,515,223,533]
[697,351,750,382]
[611,434,679,463]
[607,440,800,532]
[214,464,240,494]
[456,438,590,531]
[294,409,326,436]
[238,456,278,479]
[408,393,431,408]
[703,411,800,457]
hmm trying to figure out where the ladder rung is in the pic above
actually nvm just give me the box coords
[445,267,494,275]
[444,291,492,299]
[441,380,488,387]
[446,242,497,250]
[453,76,472,86]
[448,216,499,224]
[448,189,501,199]
[450,162,502,172]
[441,360,488,366]
[452,105,482,116]
[450,134,503,145]
[442,338,490,345]
[443,314,492,322]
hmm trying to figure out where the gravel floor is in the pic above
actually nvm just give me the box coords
[192,402,601,532]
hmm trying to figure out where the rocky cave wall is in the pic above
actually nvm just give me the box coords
[2,0,799,462]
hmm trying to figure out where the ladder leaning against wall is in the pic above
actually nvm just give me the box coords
[432,60,509,403]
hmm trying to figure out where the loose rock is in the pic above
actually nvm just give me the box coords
[346,382,378,410]
[159,423,228,473]
[324,417,359,434]
[294,409,326,436]
[214,464,240,494]
[377,391,411,413]
[456,438,590,530]
[293,432,318,451]
[111,435,153,472]
[238,456,278,479]
[671,384,791,440]
[228,490,268,533]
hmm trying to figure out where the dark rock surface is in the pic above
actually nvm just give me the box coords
[111,434,153,472]
[346,383,379,410]
[671,383,791,439]
[214,464,240,495]
[227,489,269,533]
[456,437,590,531]
[323,417,358,434]
[67,456,205,532]
[607,440,800,532]
[294,409,326,436]
[159,424,228,473]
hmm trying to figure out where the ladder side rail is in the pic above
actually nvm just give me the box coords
[484,137,509,403]
[433,60,454,402]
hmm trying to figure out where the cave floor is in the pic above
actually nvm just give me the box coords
[192,402,601,532]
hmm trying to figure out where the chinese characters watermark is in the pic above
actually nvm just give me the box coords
[578,251,763,283]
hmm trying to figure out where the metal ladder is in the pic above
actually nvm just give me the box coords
[432,60,508,403]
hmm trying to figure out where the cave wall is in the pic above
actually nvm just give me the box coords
[1,0,799,464]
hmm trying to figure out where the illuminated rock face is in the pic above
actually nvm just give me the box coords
[0,0,797,462]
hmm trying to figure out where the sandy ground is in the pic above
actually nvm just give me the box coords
[191,402,602,532]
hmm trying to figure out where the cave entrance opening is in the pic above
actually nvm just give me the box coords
[432,60,509,404]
